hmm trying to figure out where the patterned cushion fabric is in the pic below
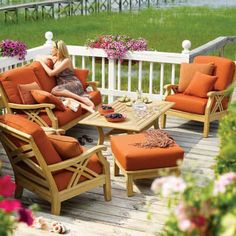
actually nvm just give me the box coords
[48,134,83,160]
[74,69,89,90]
[193,56,235,91]
[184,72,217,98]
[0,114,62,165]
[17,82,41,104]
[178,63,215,93]
[111,133,184,171]
[0,66,40,104]
[28,61,57,92]
[165,93,208,115]
[31,90,66,111]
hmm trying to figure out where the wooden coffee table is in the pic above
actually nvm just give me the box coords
[78,100,174,144]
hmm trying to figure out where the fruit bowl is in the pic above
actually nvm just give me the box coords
[105,113,126,122]
[98,104,114,115]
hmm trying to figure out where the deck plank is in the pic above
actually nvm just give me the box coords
[0,116,219,236]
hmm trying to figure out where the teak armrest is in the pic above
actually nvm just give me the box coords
[87,81,99,91]
[163,84,179,98]
[207,90,227,98]
[9,103,55,110]
[42,127,65,135]
[48,145,107,172]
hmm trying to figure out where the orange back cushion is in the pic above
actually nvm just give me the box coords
[31,90,66,111]
[0,67,40,104]
[184,72,217,98]
[193,56,235,91]
[48,134,83,160]
[28,61,57,92]
[74,69,89,90]
[178,63,214,92]
[0,114,62,165]
[17,82,41,104]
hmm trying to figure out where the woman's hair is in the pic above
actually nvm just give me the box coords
[53,40,69,60]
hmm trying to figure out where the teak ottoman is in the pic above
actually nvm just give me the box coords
[110,133,184,196]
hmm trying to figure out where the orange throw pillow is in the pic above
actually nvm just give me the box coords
[17,82,41,104]
[74,69,89,90]
[184,72,217,98]
[48,134,83,160]
[31,90,66,111]
[178,63,214,92]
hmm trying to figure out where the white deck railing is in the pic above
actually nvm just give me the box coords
[1,32,235,103]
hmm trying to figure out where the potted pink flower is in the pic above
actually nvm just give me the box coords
[86,35,147,62]
[0,175,34,236]
[0,39,27,60]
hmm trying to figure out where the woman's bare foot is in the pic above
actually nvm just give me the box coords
[81,97,95,109]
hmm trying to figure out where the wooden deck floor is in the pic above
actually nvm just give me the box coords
[0,116,220,236]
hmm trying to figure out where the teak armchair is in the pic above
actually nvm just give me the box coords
[0,114,111,215]
[161,56,236,137]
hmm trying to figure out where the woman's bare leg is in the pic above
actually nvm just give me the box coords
[52,89,95,113]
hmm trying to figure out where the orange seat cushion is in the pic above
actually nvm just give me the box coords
[0,114,62,165]
[48,134,83,160]
[53,147,103,191]
[17,82,41,104]
[39,106,82,127]
[0,66,40,104]
[88,90,102,106]
[74,69,89,90]
[165,93,208,115]
[28,61,57,92]
[111,133,184,171]
[184,72,217,98]
[178,63,214,92]
[193,56,235,91]
[31,90,66,111]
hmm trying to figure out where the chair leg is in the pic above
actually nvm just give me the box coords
[160,114,167,129]
[203,120,210,138]
[103,163,111,201]
[126,174,134,197]
[51,198,61,215]
[15,184,24,198]
[114,160,120,176]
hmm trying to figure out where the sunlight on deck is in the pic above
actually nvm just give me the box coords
[0,116,219,236]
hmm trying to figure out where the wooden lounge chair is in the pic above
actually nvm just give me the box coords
[161,56,236,137]
[0,114,111,215]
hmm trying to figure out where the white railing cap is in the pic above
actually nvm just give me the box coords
[44,31,53,46]
[182,40,191,54]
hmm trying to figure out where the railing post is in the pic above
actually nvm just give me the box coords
[108,59,116,103]
[44,31,53,46]
[181,39,191,62]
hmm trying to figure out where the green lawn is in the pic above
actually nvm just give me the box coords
[1,7,236,58]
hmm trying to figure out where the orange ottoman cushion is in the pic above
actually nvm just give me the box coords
[111,133,184,171]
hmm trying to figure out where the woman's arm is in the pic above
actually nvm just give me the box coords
[38,58,71,77]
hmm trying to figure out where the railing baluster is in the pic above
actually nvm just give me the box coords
[160,63,164,98]
[82,56,85,69]
[149,62,153,94]
[102,57,105,88]
[171,63,175,84]
[92,57,95,81]
[138,61,142,90]
[128,60,132,92]
[72,55,76,67]
[117,60,121,90]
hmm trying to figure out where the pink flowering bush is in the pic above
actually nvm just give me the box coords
[151,173,236,236]
[0,39,27,60]
[86,35,147,59]
[0,175,34,236]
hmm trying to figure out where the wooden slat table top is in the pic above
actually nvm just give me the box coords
[78,100,174,132]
